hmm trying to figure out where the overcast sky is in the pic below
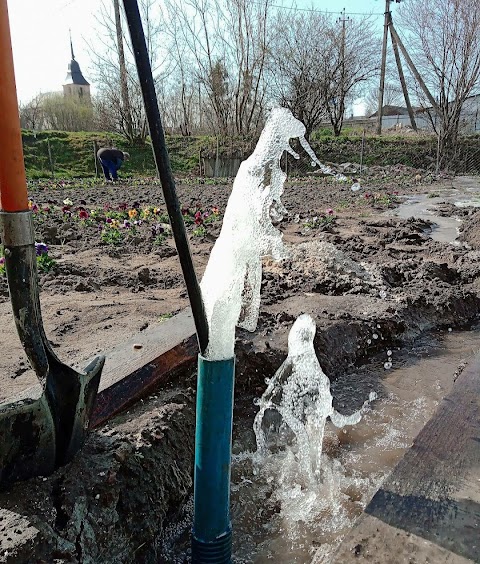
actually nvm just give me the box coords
[8,0,387,107]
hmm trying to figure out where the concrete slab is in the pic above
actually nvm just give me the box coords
[328,351,480,563]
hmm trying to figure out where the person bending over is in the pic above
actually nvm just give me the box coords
[97,147,130,182]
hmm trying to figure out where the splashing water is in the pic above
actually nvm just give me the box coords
[200,107,353,360]
[254,314,376,483]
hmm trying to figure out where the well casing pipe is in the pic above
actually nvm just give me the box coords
[191,355,235,563]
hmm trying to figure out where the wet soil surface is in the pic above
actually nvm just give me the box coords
[1,167,477,400]
[1,168,480,562]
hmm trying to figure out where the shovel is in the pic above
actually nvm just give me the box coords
[0,0,104,487]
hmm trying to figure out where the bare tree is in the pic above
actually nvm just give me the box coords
[269,10,379,137]
[88,0,168,143]
[364,83,404,117]
[321,16,379,136]
[19,94,46,130]
[41,94,94,132]
[398,0,480,163]
[267,10,330,139]
[164,0,272,135]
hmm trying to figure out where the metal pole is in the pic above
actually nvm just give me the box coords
[376,0,391,135]
[47,138,54,179]
[93,140,99,178]
[360,128,366,173]
[389,23,440,113]
[389,24,417,131]
[122,0,209,355]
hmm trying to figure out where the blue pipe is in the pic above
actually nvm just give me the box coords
[192,355,235,563]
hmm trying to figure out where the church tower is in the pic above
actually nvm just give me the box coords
[63,35,91,103]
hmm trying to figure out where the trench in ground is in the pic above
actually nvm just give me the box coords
[159,328,479,563]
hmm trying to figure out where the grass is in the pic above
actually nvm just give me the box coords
[22,130,210,179]
[22,128,480,180]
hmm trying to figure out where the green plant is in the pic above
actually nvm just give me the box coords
[153,234,166,246]
[158,313,174,323]
[37,253,56,273]
[303,214,337,229]
[101,227,124,246]
[192,225,206,237]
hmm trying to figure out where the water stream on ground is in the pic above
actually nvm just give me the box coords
[388,176,480,244]
[161,329,479,563]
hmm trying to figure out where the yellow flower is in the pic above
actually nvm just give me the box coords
[28,200,33,209]
[153,207,161,215]
[110,219,120,228]
[142,208,150,217]
[128,209,138,218]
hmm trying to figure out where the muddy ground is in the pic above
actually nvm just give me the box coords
[1,166,480,562]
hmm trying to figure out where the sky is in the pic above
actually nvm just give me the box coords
[8,0,389,111]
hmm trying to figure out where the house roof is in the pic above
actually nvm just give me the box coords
[369,105,411,118]
[64,38,90,86]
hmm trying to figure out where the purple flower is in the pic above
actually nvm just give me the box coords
[0,257,5,265]
[123,220,131,229]
[35,242,49,256]
[106,217,113,224]
[152,224,164,236]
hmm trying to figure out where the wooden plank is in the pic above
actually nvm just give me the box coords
[0,309,197,427]
[91,308,197,426]
[329,514,473,564]
[332,352,480,562]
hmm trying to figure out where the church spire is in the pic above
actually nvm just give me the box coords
[69,29,75,60]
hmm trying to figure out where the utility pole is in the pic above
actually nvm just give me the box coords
[113,0,134,142]
[376,0,391,134]
[336,8,350,133]
[389,24,417,131]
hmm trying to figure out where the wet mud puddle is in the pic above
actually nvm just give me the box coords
[388,177,480,244]
[160,329,480,563]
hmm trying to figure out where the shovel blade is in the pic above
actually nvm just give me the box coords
[0,394,55,488]
[62,355,105,464]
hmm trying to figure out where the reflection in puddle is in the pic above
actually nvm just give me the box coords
[389,179,480,244]
[390,194,462,243]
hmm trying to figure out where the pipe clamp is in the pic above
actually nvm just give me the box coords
[0,211,34,246]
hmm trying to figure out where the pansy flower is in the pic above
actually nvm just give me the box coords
[35,242,49,256]
[63,198,73,206]
[325,208,335,215]
[79,209,89,219]
[128,209,138,219]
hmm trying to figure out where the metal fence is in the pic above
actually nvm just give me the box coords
[201,132,480,179]
[22,131,480,181]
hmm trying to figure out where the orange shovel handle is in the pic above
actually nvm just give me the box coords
[0,0,28,213]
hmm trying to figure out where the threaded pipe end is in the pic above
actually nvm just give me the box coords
[191,530,232,563]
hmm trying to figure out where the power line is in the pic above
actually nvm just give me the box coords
[261,2,384,16]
